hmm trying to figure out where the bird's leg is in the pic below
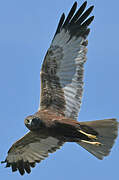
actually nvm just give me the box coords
[80,140,102,146]
[79,130,97,140]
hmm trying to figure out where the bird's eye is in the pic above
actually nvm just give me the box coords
[25,119,30,124]
[26,119,29,123]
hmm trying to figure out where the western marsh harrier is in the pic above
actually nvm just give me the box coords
[2,1,118,175]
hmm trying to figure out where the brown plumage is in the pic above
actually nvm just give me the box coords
[1,1,118,176]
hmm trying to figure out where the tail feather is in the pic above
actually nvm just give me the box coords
[77,118,118,160]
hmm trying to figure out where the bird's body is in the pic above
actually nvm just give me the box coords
[25,109,97,142]
[2,1,118,176]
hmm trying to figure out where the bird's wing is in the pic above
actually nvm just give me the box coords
[39,1,94,120]
[1,131,63,175]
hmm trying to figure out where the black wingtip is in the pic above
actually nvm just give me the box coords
[73,1,77,7]
[90,5,94,11]
[84,1,87,6]
[70,1,77,13]
[24,161,31,174]
[72,1,77,11]
[90,15,94,22]
[82,16,94,27]
[1,160,6,164]
[63,1,77,28]
[54,13,65,36]
[81,1,87,11]
[17,160,25,175]
[12,163,17,172]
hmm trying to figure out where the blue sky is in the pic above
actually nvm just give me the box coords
[0,0,119,179]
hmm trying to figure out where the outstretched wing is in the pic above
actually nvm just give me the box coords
[39,1,94,120]
[2,132,63,175]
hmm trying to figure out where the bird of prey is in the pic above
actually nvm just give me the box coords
[2,1,118,176]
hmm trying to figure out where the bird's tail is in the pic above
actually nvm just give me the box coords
[77,118,118,160]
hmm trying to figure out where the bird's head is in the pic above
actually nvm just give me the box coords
[24,115,45,131]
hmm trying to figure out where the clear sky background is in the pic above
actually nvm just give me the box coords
[0,0,119,179]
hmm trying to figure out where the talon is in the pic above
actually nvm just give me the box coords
[79,130,97,140]
[94,142,102,146]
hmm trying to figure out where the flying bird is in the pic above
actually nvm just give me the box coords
[2,1,118,175]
